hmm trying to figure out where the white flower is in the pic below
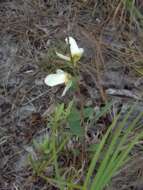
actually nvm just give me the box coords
[56,36,84,62]
[44,69,72,96]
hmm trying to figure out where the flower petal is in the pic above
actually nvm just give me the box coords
[79,48,84,55]
[65,36,79,55]
[56,52,71,61]
[44,73,66,87]
[61,81,72,97]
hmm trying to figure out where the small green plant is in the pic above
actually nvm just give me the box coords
[29,102,73,176]
[83,106,143,190]
[29,101,143,190]
[29,37,143,189]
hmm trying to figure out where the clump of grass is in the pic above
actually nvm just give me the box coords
[29,101,143,190]
[83,106,143,190]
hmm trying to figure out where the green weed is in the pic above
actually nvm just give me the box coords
[29,102,143,190]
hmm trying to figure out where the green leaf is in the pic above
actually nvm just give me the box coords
[68,119,84,137]
[83,107,94,119]
[88,144,100,152]
[69,107,80,121]
[70,77,78,91]
[68,108,84,137]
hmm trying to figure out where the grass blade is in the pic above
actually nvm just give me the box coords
[90,107,135,190]
[83,114,120,190]
[92,111,143,190]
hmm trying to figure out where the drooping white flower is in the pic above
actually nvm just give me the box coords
[56,36,84,62]
[44,69,72,96]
